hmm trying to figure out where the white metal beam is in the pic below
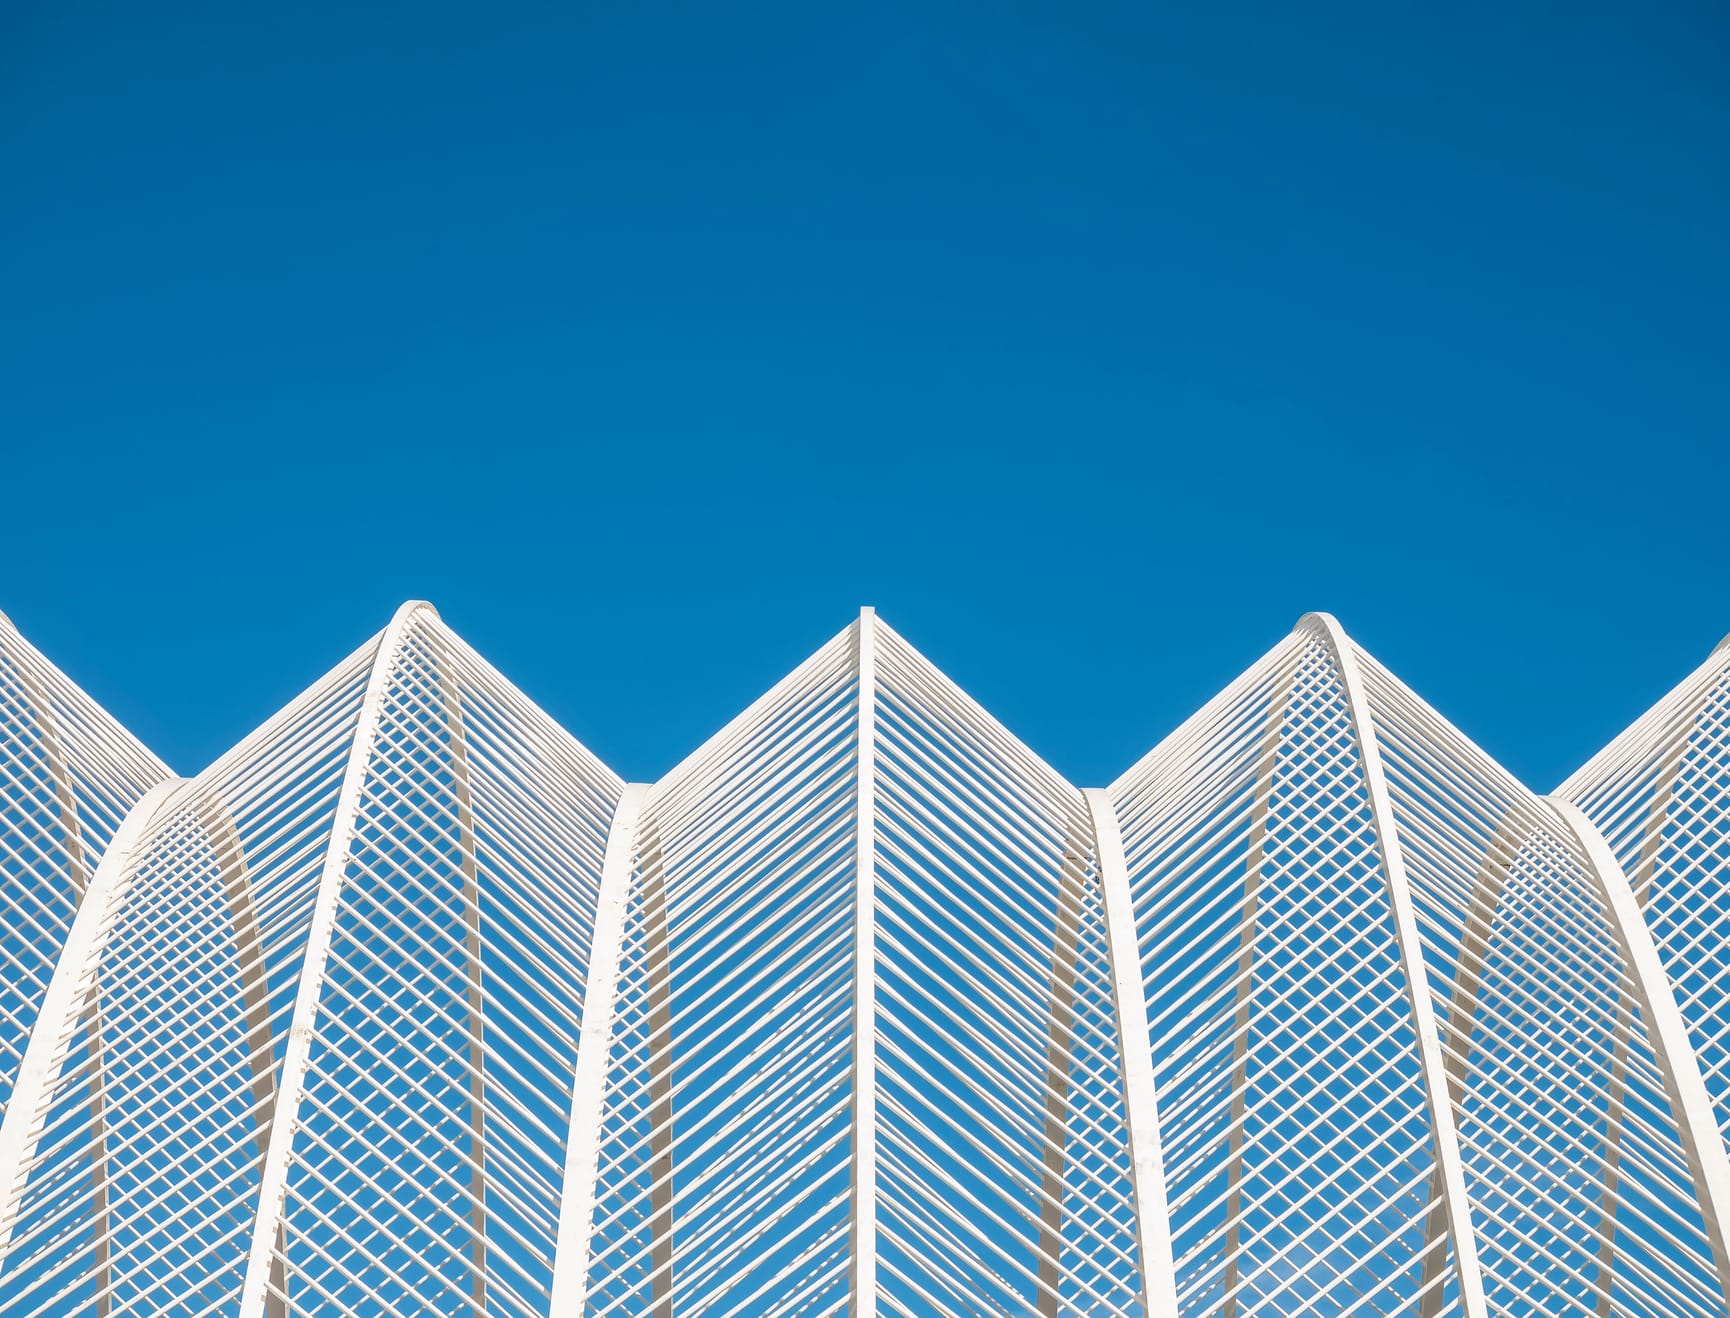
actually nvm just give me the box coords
[547,781,648,1314]
[1558,628,1730,1312]
[1594,733,1687,1317]
[0,775,183,1262]
[850,607,878,1318]
[1083,787,1181,1318]
[1546,796,1730,1313]
[7,635,116,1309]
[1299,612,1489,1318]
[236,600,432,1318]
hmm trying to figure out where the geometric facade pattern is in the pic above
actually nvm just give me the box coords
[0,601,1726,1317]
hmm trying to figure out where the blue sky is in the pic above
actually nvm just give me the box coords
[3,0,1726,792]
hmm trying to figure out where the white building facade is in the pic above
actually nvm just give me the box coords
[0,604,1726,1317]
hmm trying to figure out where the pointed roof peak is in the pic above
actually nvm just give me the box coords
[390,599,440,626]
[1296,610,1345,636]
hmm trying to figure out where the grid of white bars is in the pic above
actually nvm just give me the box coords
[0,602,1728,1317]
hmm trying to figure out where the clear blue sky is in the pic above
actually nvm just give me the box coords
[3,0,1726,792]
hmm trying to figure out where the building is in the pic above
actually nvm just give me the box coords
[1,603,1726,1317]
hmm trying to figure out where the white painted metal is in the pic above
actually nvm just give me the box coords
[1418,807,1524,1318]
[1035,818,1088,1318]
[1298,612,1490,1318]
[1082,787,1180,1318]
[1562,635,1730,1136]
[636,816,675,1318]
[0,776,183,1255]
[548,781,648,1314]
[426,622,491,1311]
[0,608,170,1121]
[235,600,429,1318]
[0,615,167,1318]
[1561,629,1730,1314]
[197,791,290,1318]
[1218,694,1282,1318]
[595,620,857,1316]
[1356,641,1726,1317]
[850,606,878,1318]
[7,601,1730,1316]
[1547,796,1730,1311]
[7,627,93,898]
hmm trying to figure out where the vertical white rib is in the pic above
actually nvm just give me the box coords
[236,600,431,1318]
[1082,787,1179,1318]
[1299,612,1489,1318]
[850,607,878,1317]
[1546,796,1730,1311]
[548,781,648,1315]
[0,775,184,1260]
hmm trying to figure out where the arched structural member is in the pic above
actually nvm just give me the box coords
[546,781,649,1313]
[5,633,110,1306]
[1546,797,1730,1313]
[0,777,185,1263]
[1083,787,1181,1318]
[1298,612,1490,1318]
[0,634,284,1316]
[236,601,432,1318]
[1601,636,1730,1315]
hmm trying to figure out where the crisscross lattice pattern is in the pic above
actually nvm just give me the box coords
[1111,631,1456,1318]
[1,603,1729,1318]
[1361,651,1724,1318]
[1565,643,1730,1146]
[0,614,167,1124]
